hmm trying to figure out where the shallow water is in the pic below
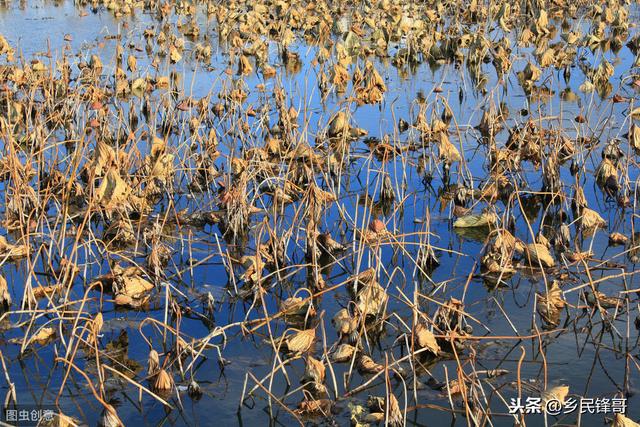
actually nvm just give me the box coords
[1,1,640,426]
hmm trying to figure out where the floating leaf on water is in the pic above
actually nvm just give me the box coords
[357,354,383,374]
[281,296,314,317]
[354,277,387,317]
[453,211,497,228]
[541,385,569,409]
[302,355,325,384]
[0,235,29,260]
[295,399,332,417]
[581,207,606,229]
[609,232,628,245]
[332,308,357,336]
[331,343,357,362]
[11,326,56,347]
[415,323,440,355]
[523,243,555,268]
[586,290,620,309]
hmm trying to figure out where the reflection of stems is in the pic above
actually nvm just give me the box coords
[247,372,303,427]
[55,357,110,411]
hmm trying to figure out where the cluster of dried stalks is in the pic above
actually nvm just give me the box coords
[0,0,640,425]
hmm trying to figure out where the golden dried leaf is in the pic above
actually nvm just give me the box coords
[524,243,555,268]
[415,323,440,355]
[357,354,383,374]
[303,355,325,384]
[609,232,628,245]
[331,344,356,362]
[438,132,462,163]
[581,207,606,229]
[19,327,56,346]
[148,349,160,376]
[453,211,497,228]
[613,414,640,427]
[541,385,569,408]
[286,328,315,353]
[295,399,332,416]
[0,275,11,310]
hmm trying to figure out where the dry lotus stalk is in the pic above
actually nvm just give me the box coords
[153,368,174,391]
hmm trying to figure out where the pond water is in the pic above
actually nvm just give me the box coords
[0,0,640,426]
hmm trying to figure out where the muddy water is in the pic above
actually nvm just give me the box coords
[0,1,640,426]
